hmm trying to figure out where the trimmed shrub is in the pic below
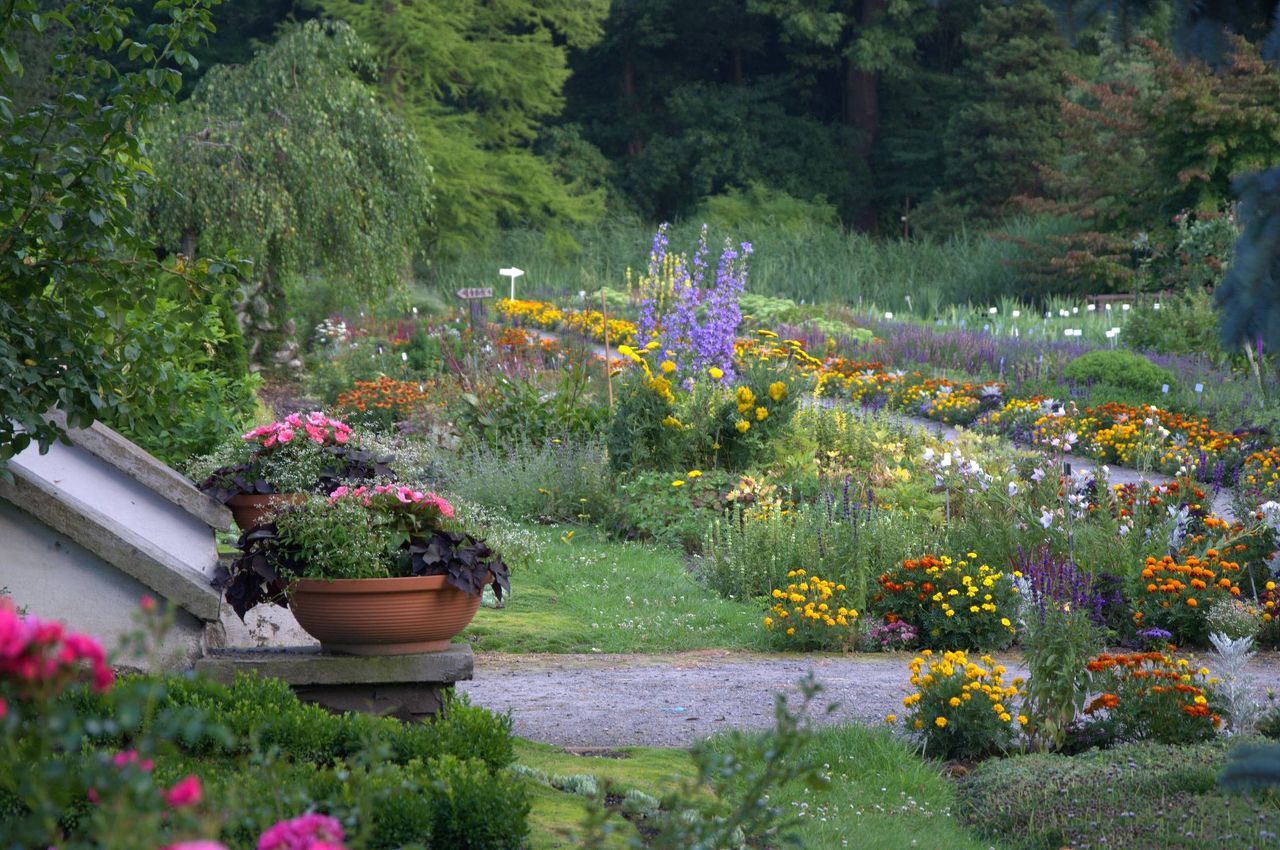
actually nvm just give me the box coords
[1062,349,1175,394]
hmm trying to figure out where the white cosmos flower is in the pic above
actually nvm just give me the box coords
[1040,509,1054,529]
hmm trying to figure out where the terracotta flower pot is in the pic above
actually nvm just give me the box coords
[226,493,308,531]
[288,574,484,655]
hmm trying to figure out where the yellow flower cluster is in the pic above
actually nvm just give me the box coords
[497,298,636,345]
[765,569,858,649]
[892,649,1026,759]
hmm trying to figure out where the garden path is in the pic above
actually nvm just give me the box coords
[459,648,1280,748]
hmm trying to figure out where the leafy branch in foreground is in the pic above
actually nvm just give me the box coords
[581,672,834,850]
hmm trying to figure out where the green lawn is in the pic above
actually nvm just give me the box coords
[467,525,772,653]
[513,726,1007,850]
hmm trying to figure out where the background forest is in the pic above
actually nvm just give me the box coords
[6,0,1280,462]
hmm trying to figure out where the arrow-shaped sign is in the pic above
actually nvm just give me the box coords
[499,266,525,300]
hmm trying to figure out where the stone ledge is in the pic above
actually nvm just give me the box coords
[194,644,475,687]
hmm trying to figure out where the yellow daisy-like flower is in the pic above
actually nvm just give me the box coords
[644,340,662,351]
[786,627,795,636]
[768,381,787,402]
[616,345,643,364]
[687,470,702,478]
[885,714,897,724]
[1018,715,1029,725]
[948,697,961,707]
[756,329,778,339]
[736,420,751,433]
[935,716,948,728]
[671,480,685,488]
[763,617,773,627]
[754,406,769,421]
[661,415,683,428]
[708,366,724,380]
[660,360,677,374]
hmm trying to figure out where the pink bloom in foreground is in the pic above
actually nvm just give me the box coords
[164,775,203,808]
[257,813,346,850]
[140,595,156,613]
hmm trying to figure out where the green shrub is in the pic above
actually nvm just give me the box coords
[1062,349,1176,394]
[213,753,529,850]
[427,437,615,524]
[696,490,934,605]
[960,741,1280,850]
[1121,288,1228,358]
[144,674,514,771]
[609,469,736,552]
[426,755,531,849]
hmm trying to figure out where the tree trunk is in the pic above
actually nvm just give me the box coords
[844,0,887,230]
[623,51,644,157]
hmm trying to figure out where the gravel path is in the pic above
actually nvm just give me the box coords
[459,649,1280,748]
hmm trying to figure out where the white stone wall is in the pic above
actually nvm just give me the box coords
[0,500,206,671]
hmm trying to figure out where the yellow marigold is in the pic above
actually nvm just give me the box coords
[709,366,724,380]
[736,420,751,434]
[763,617,773,628]
[755,406,769,421]
[687,470,702,478]
[885,714,897,724]
[768,381,787,402]
[948,697,961,707]
[1018,715,1029,725]
[935,716,948,728]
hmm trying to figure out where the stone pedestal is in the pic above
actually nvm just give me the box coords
[194,644,474,722]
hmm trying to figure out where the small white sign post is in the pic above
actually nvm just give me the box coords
[499,267,525,301]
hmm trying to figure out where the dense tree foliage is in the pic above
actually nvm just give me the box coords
[0,0,257,466]
[311,0,609,255]
[146,19,433,361]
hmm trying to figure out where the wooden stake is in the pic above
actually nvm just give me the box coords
[601,289,614,410]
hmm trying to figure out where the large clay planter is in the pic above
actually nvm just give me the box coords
[226,493,308,531]
[288,575,484,655]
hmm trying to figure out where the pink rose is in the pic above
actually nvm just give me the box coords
[257,813,345,850]
[164,775,203,808]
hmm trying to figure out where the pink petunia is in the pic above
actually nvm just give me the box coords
[277,428,294,444]
[285,413,303,427]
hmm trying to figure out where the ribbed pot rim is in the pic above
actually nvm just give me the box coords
[291,574,464,594]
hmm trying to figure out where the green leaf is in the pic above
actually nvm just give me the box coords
[1,46,20,76]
